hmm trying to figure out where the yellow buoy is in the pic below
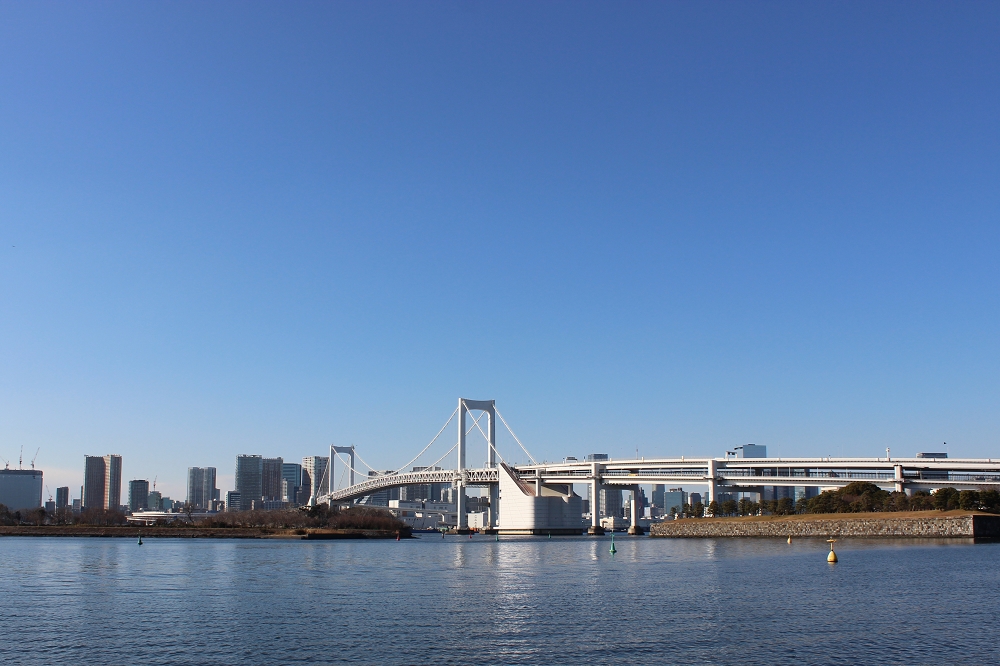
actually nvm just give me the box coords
[827,539,837,563]
[787,536,792,544]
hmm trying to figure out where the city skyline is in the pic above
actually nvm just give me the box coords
[3,3,999,499]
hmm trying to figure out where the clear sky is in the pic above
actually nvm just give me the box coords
[2,2,999,500]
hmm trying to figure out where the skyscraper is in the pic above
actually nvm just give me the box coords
[55,486,70,509]
[128,479,149,512]
[302,456,329,506]
[599,487,623,519]
[187,467,218,510]
[262,458,284,501]
[282,462,302,505]
[235,455,263,511]
[83,455,122,510]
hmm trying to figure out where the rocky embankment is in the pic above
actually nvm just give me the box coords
[649,511,1000,538]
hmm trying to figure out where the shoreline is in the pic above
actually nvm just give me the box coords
[0,526,405,539]
[649,510,1000,539]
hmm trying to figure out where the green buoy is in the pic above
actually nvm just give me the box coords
[609,533,617,555]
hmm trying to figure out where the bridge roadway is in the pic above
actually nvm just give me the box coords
[319,456,1000,505]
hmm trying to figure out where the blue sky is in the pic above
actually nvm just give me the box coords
[2,2,999,499]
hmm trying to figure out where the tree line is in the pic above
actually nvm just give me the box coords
[665,483,1000,518]
[0,503,409,533]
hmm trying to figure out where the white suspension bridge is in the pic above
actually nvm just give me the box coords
[315,398,1000,535]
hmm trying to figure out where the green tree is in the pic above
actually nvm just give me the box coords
[707,500,719,517]
[959,490,980,511]
[721,499,737,516]
[692,502,704,518]
[980,490,1000,513]
[933,487,960,511]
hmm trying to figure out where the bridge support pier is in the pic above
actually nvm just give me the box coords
[627,489,644,535]
[587,468,605,535]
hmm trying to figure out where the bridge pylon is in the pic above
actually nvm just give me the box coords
[458,398,496,531]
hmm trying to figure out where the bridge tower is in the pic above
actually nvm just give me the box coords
[329,445,356,498]
[457,398,496,531]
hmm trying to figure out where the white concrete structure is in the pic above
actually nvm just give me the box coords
[495,464,583,535]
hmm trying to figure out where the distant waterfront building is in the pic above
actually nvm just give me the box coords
[663,489,687,515]
[262,458,284,501]
[600,486,623,519]
[187,467,218,510]
[302,456,329,506]
[0,469,43,510]
[235,455,263,511]
[225,491,241,512]
[651,484,665,510]
[55,486,70,509]
[128,479,150,512]
[281,463,302,505]
[83,455,122,510]
[147,490,162,511]
[585,453,610,462]
[729,444,766,459]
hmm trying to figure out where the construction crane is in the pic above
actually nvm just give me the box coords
[19,445,23,469]
[46,485,53,502]
[153,476,158,491]
[0,454,8,469]
[31,448,40,470]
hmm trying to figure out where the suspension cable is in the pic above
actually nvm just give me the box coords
[353,448,376,472]
[495,407,537,464]
[470,416,507,465]
[394,406,459,474]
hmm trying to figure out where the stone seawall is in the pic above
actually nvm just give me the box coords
[650,513,1000,538]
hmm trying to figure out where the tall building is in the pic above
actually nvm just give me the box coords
[281,463,302,504]
[599,487,623,519]
[0,469,43,510]
[651,484,665,509]
[225,491,241,512]
[128,479,150,512]
[302,456,329,506]
[55,486,70,509]
[663,489,687,515]
[147,490,162,511]
[83,455,122,510]
[262,458,284,501]
[235,455,263,511]
[187,467,218,510]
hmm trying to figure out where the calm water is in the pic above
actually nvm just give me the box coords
[0,534,997,665]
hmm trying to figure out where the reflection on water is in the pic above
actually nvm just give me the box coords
[0,534,996,665]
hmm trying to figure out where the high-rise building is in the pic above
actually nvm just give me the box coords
[235,455,263,511]
[281,463,302,505]
[55,486,70,509]
[83,455,122,510]
[262,458,284,501]
[128,479,150,512]
[147,490,162,510]
[187,467,218,510]
[651,484,665,509]
[0,469,43,510]
[599,486,623,519]
[225,491,241,512]
[663,489,687,515]
[302,456,329,506]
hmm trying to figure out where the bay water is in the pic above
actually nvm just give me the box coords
[1,535,996,664]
